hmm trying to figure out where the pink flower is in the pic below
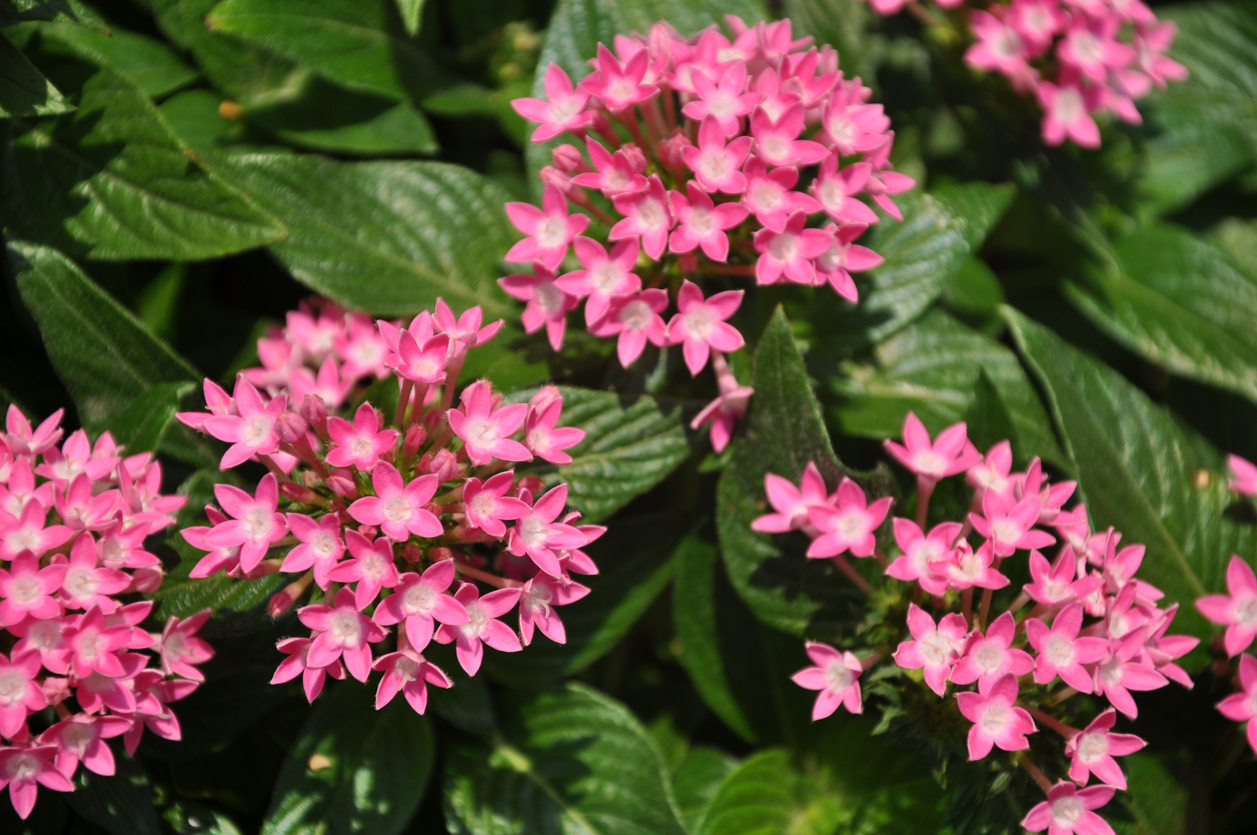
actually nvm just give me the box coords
[972,491,1057,557]
[1057,18,1135,84]
[1197,556,1257,656]
[950,612,1035,689]
[814,222,881,301]
[272,636,345,703]
[0,554,65,625]
[1023,548,1103,609]
[159,610,214,681]
[282,513,346,589]
[511,63,593,142]
[933,540,1010,591]
[966,11,1031,75]
[434,582,522,675]
[0,501,72,560]
[55,475,120,532]
[498,265,578,353]
[203,474,288,573]
[883,414,982,485]
[349,463,441,542]
[589,290,669,368]
[463,472,530,537]
[373,647,452,713]
[1093,628,1168,718]
[203,378,287,470]
[0,745,72,819]
[62,606,131,678]
[820,82,889,155]
[1218,653,1257,753]
[668,182,749,262]
[1228,454,1257,496]
[1022,781,1116,835]
[1134,21,1188,87]
[1065,708,1146,789]
[811,156,878,225]
[580,44,656,111]
[0,650,46,737]
[42,713,131,778]
[690,380,754,453]
[682,117,753,193]
[507,484,586,576]
[3,405,64,457]
[325,403,398,470]
[666,281,745,376]
[885,519,957,596]
[555,238,642,326]
[1008,0,1065,53]
[610,175,675,260]
[289,356,353,410]
[682,63,760,135]
[375,560,468,649]
[571,138,647,196]
[447,380,532,465]
[1027,603,1110,692]
[389,331,451,386]
[1038,80,1101,148]
[752,461,830,534]
[806,478,893,558]
[518,572,589,645]
[524,396,585,466]
[299,587,387,681]
[741,157,819,231]
[955,673,1037,760]
[753,211,832,286]
[791,642,863,719]
[893,604,969,696]
[504,185,590,271]
[328,531,401,610]
[750,103,827,167]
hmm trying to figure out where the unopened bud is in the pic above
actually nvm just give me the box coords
[429,448,458,483]
[300,394,328,436]
[357,524,379,539]
[403,425,426,459]
[658,131,690,171]
[528,384,562,414]
[621,142,646,173]
[415,451,434,474]
[422,408,443,433]
[327,474,358,499]
[280,481,320,504]
[401,543,423,563]
[276,410,308,444]
[269,574,313,617]
[678,252,698,273]
[42,677,72,706]
[488,390,505,411]
[429,546,454,563]
[131,565,165,594]
[551,143,588,172]
[515,475,545,496]
[540,165,576,195]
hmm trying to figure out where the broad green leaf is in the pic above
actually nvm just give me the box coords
[0,30,71,116]
[395,0,422,36]
[1114,754,1188,835]
[782,0,874,82]
[1139,2,1257,215]
[8,242,198,433]
[1004,306,1257,648]
[206,0,448,101]
[830,309,1065,467]
[517,386,691,523]
[444,683,688,835]
[486,512,680,686]
[820,182,1015,353]
[22,19,199,97]
[1065,224,1257,406]
[672,532,814,744]
[2,64,286,260]
[718,307,890,636]
[67,755,162,835]
[457,323,550,392]
[963,369,1018,459]
[262,682,434,835]
[113,381,192,452]
[159,89,233,150]
[0,0,105,29]
[672,747,738,833]
[210,152,518,317]
[1211,217,1257,282]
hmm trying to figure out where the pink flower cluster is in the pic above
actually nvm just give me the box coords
[862,0,1187,148]
[176,298,601,715]
[0,407,211,819]
[505,17,914,451]
[1199,455,1257,755]
[768,413,1197,834]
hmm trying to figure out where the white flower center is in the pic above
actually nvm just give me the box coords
[1054,87,1085,123]
[682,308,716,340]
[242,416,272,448]
[687,206,717,238]
[825,661,855,693]
[590,263,624,294]
[991,519,1021,545]
[1076,731,1108,763]
[382,494,413,524]
[1044,635,1075,667]
[243,507,273,541]
[708,91,737,118]
[462,419,498,450]
[620,300,653,331]
[979,702,1011,736]
[403,582,437,615]
[312,532,338,560]
[329,611,363,645]
[1050,796,1085,826]
[1235,595,1257,628]
[635,197,668,231]
[912,450,947,478]
[974,642,1003,674]
[768,232,799,265]
[0,670,26,705]
[700,151,731,182]
[64,567,99,600]
[537,217,568,250]
[920,632,953,667]
[9,576,41,605]
[834,511,867,540]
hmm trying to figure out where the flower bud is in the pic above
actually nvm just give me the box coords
[429,546,454,563]
[327,473,358,499]
[658,131,690,171]
[41,677,71,706]
[357,523,380,539]
[429,448,458,483]
[515,475,546,496]
[422,408,443,433]
[621,142,646,174]
[280,480,320,504]
[403,425,426,459]
[678,252,699,273]
[276,410,308,444]
[551,143,588,172]
[401,543,423,563]
[269,574,313,618]
[540,165,576,195]
[299,394,329,436]
[131,565,165,594]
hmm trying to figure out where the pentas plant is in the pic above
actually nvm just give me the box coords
[0,407,211,819]
[504,17,914,451]
[766,413,1198,834]
[1198,455,1257,754]
[175,298,600,716]
[860,0,1187,148]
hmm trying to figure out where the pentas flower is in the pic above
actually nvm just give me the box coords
[753,211,833,285]
[1196,555,1257,657]
[0,652,45,737]
[691,355,755,454]
[177,298,597,722]
[590,289,670,368]
[159,611,215,682]
[667,282,745,376]
[1027,603,1110,692]
[806,478,893,559]
[951,612,1035,688]
[972,490,1057,557]
[933,540,1010,591]
[0,746,72,819]
[511,64,592,141]
[0,501,72,560]
[894,605,969,697]
[956,674,1037,760]
[556,238,642,326]
[1217,654,1257,753]
[883,413,981,487]
[505,185,590,271]
[1024,548,1103,608]
[886,519,958,596]
[668,183,749,262]
[792,642,864,719]
[200,378,286,470]
[610,176,674,260]
[684,117,753,193]
[1064,708,1146,789]
[1022,782,1117,835]
[1093,628,1168,718]
[752,461,831,534]
[498,265,578,352]
[0,554,65,625]
[42,714,131,779]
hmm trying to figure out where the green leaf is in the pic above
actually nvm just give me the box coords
[517,386,691,523]
[2,64,286,260]
[1004,306,1257,648]
[718,307,890,636]
[444,683,687,835]
[963,369,1018,459]
[672,747,738,833]
[209,152,517,317]
[820,182,1015,353]
[23,19,199,98]
[1115,754,1189,835]
[1139,2,1257,215]
[206,0,447,101]
[395,0,422,36]
[159,89,233,150]
[0,0,106,29]
[262,682,434,835]
[782,0,875,82]
[485,512,680,686]
[1065,224,1257,406]
[830,308,1065,467]
[0,30,71,117]
[112,381,192,452]
[8,242,198,433]
[66,755,162,835]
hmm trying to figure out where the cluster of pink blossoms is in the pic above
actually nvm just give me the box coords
[504,17,914,451]
[862,0,1187,148]
[176,298,601,715]
[0,407,211,819]
[1198,455,1257,754]
[765,413,1197,834]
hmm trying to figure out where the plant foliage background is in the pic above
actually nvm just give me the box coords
[1,0,1256,831]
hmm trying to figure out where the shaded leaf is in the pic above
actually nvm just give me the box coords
[67,754,161,835]
[0,29,71,117]
[963,369,1018,460]
[261,682,434,835]
[1115,754,1189,835]
[113,381,192,452]
[395,0,422,36]
[23,19,199,97]
[672,747,738,834]
[444,682,687,835]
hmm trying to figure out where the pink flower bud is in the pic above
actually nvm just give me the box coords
[276,410,308,444]
[269,577,310,617]
[620,143,646,172]
[299,394,328,435]
[280,481,320,504]
[403,425,426,459]
[401,543,423,563]
[429,448,458,483]
[540,165,576,195]
[327,474,358,499]
[422,408,443,433]
[42,676,71,705]
[131,564,164,593]
[551,144,588,172]
[429,546,454,563]
[515,476,546,496]
[357,524,379,539]
[678,252,698,272]
[658,131,690,171]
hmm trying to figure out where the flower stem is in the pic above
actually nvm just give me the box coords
[830,555,873,594]
[395,380,414,428]
[915,478,935,529]
[1024,705,1078,739]
[961,587,973,624]
[452,560,518,588]
[1020,756,1054,794]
